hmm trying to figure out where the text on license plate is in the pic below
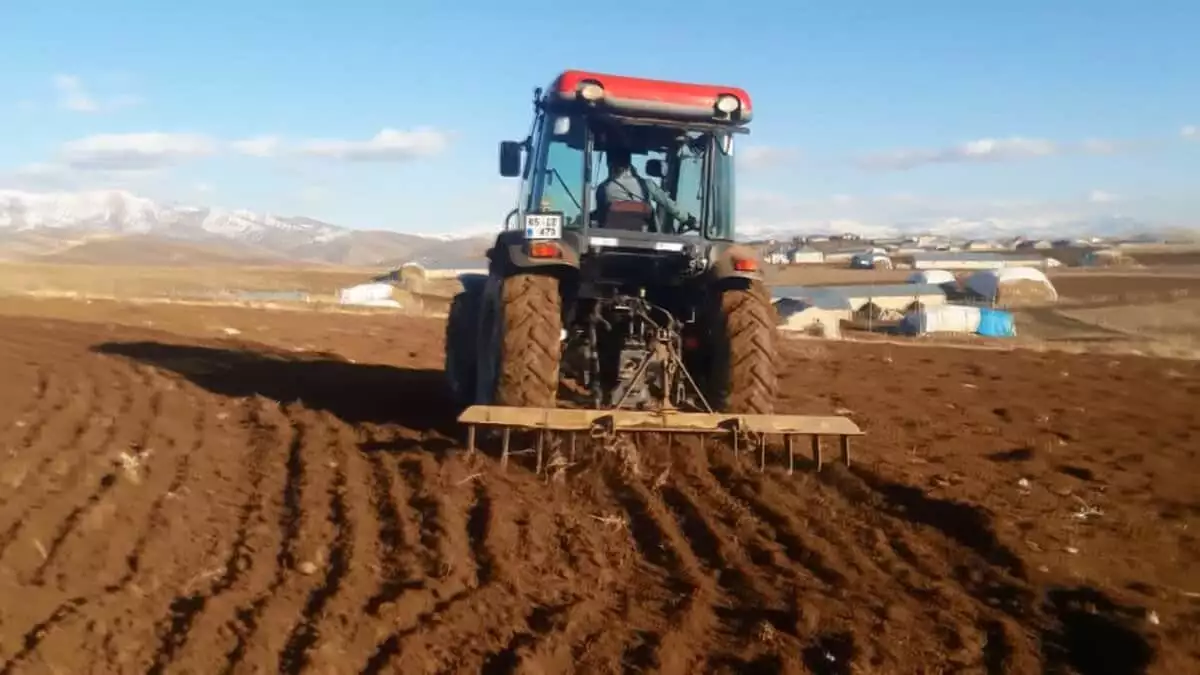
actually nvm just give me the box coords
[524,213,563,239]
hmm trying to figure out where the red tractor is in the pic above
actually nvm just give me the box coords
[445,70,860,468]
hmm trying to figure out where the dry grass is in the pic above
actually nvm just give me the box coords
[1052,298,1200,359]
[982,279,1060,307]
[0,261,381,303]
[1062,297,1200,334]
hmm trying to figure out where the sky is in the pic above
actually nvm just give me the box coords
[1,0,1198,237]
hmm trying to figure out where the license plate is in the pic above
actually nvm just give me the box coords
[524,213,563,240]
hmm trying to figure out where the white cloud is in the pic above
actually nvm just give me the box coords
[52,74,141,113]
[231,135,282,157]
[857,136,1134,171]
[296,127,450,161]
[1,160,159,192]
[859,137,1059,170]
[5,163,73,189]
[54,74,97,112]
[1184,125,1198,140]
[738,146,798,169]
[61,132,216,171]
[227,128,453,161]
[1088,189,1119,204]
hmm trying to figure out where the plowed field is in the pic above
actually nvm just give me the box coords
[1,298,1198,674]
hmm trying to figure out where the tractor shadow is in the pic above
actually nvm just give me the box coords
[92,340,461,437]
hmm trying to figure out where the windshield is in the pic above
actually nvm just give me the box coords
[528,113,735,239]
[531,114,586,225]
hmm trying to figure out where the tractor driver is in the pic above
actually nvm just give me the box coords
[595,145,699,233]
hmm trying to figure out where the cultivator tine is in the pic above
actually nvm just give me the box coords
[501,427,511,469]
[841,435,852,466]
[536,431,545,474]
[785,435,796,475]
[466,424,477,457]
[812,435,822,471]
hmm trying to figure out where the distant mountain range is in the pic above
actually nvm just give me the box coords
[0,189,491,268]
[0,189,1194,267]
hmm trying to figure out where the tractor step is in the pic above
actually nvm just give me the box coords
[457,405,865,474]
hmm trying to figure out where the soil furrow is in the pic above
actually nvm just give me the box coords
[706,458,849,589]
[600,467,721,675]
[32,384,218,672]
[0,367,182,673]
[362,451,418,616]
[0,359,132,569]
[0,373,87,550]
[398,454,477,592]
[359,583,539,674]
[166,398,294,673]
[496,501,633,673]
[139,397,278,674]
[27,374,161,588]
[0,596,89,675]
[276,418,358,675]
[0,361,139,663]
[0,365,59,496]
[218,407,335,675]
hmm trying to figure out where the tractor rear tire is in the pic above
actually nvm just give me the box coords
[444,288,481,407]
[493,272,562,408]
[707,280,778,414]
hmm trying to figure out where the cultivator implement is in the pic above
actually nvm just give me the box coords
[458,405,864,474]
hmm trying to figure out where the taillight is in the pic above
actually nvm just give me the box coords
[528,242,562,259]
[732,257,758,272]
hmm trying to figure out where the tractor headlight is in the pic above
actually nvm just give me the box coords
[715,94,740,113]
[579,82,604,101]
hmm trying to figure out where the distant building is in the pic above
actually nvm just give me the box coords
[773,283,948,315]
[905,251,1048,271]
[1016,239,1054,250]
[377,259,488,283]
[964,240,1003,251]
[789,248,825,264]
[849,251,893,269]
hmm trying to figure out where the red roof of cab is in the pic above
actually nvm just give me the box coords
[549,69,753,120]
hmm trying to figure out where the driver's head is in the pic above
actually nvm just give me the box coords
[606,145,632,172]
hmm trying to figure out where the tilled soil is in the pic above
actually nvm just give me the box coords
[0,299,1198,674]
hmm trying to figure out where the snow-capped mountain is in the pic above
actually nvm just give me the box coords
[0,189,492,266]
[0,189,346,244]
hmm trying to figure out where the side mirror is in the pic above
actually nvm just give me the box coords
[499,141,522,177]
[644,159,664,178]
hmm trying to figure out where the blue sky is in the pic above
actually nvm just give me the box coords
[1,0,1197,236]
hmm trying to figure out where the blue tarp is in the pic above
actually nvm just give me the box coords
[976,308,1016,337]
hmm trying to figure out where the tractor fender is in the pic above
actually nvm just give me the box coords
[708,242,765,282]
[489,229,582,273]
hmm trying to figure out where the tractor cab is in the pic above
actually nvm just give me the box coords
[499,70,752,243]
